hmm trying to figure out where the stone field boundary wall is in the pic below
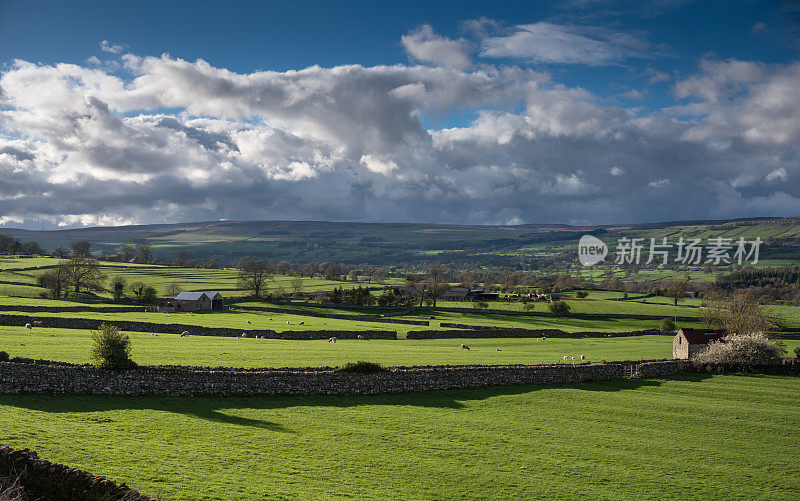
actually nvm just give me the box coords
[0,445,152,501]
[0,359,692,396]
[230,304,430,326]
[408,327,666,339]
[0,314,397,340]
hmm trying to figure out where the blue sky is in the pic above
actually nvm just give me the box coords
[0,0,798,228]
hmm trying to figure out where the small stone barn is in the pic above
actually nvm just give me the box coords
[673,328,726,360]
[160,292,224,312]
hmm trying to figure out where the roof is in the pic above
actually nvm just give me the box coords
[175,291,222,301]
[678,328,726,344]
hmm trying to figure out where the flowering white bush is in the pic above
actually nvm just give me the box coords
[695,333,782,367]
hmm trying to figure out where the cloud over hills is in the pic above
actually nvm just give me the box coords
[0,25,798,229]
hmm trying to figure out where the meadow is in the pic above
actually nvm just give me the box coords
[0,374,797,500]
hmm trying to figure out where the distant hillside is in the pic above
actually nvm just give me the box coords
[3,217,799,266]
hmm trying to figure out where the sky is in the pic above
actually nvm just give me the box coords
[0,0,799,229]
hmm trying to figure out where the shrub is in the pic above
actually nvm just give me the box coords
[694,333,782,368]
[90,323,136,370]
[795,346,800,358]
[522,302,535,311]
[548,300,570,315]
[335,361,387,373]
[576,290,588,298]
[0,351,8,362]
[473,301,489,309]
[660,317,676,332]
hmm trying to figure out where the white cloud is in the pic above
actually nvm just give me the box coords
[0,49,799,229]
[750,22,767,34]
[480,22,653,65]
[765,167,788,183]
[648,178,671,188]
[401,25,472,69]
[100,40,125,54]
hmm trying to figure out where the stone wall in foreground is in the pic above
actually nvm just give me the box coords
[0,359,691,397]
[0,445,152,501]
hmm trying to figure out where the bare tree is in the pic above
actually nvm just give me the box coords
[290,277,304,297]
[165,282,182,297]
[237,257,273,298]
[63,256,107,295]
[120,244,136,262]
[135,241,152,263]
[667,280,688,307]
[426,263,450,308]
[702,292,778,336]
[404,273,425,307]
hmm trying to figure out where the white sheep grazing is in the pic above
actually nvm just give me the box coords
[563,355,568,361]
[286,321,290,325]
[268,318,273,321]
[180,331,189,337]
[581,355,586,361]
[461,344,470,350]
[299,321,304,325]
[25,323,31,329]
[496,348,502,351]
[542,336,546,341]
[328,337,337,343]
[246,320,251,324]
[241,332,248,338]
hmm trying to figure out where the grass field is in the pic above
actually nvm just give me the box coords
[1,374,797,500]
[3,326,798,369]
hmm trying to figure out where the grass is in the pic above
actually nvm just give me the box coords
[3,326,798,368]
[0,374,797,499]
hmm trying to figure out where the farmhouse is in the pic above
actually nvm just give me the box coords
[160,292,224,312]
[673,328,726,360]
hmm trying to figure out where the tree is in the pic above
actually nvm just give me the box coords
[405,273,425,307]
[135,241,152,264]
[667,281,688,307]
[70,240,92,257]
[323,263,341,281]
[128,281,147,300]
[37,266,70,299]
[237,257,272,298]
[202,257,219,269]
[290,277,304,297]
[172,249,194,267]
[51,247,70,259]
[274,261,290,275]
[660,317,676,332]
[90,323,135,370]
[141,286,158,303]
[307,260,319,277]
[425,263,450,308]
[63,256,107,295]
[702,293,778,336]
[165,282,182,297]
[111,276,127,302]
[120,244,136,262]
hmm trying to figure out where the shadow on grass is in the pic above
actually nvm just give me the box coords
[0,373,715,430]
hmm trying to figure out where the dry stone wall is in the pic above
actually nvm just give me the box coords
[409,327,665,339]
[0,314,396,339]
[0,445,152,501]
[0,359,692,397]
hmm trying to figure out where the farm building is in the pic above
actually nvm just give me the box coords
[160,292,224,312]
[673,328,726,360]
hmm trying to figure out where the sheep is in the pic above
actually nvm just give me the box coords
[541,336,546,341]
[180,331,189,337]
[563,355,568,361]
[357,334,364,339]
[496,348,502,351]
[32,321,42,326]
[25,323,31,329]
[581,355,586,361]
[299,321,304,325]
[268,318,273,321]
[246,320,251,324]
[571,356,575,364]
[328,337,337,343]
[286,321,291,325]
[460,344,470,350]
[241,333,248,338]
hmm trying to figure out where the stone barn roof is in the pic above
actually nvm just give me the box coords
[175,291,223,301]
[678,328,726,344]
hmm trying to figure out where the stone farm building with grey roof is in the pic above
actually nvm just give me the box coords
[673,328,726,360]
[160,292,224,312]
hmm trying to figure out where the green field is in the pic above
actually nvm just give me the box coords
[3,326,798,369]
[1,374,797,500]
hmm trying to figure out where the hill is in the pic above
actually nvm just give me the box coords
[2,217,800,267]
